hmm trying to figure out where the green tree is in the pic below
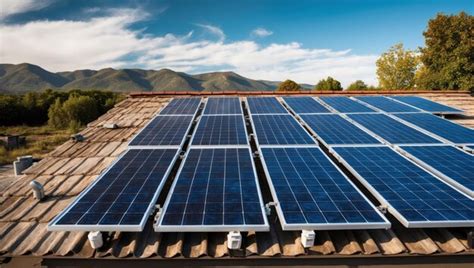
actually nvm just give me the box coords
[314,77,342,91]
[48,98,67,129]
[347,80,369,90]
[62,95,98,127]
[376,43,418,90]
[277,79,301,91]
[418,12,473,90]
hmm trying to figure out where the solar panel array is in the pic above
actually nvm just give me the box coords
[283,97,331,114]
[355,96,420,113]
[204,97,242,115]
[191,115,248,146]
[129,116,194,147]
[389,96,463,114]
[247,97,288,114]
[160,98,202,115]
[251,114,316,145]
[319,97,376,113]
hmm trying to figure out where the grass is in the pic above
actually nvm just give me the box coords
[0,125,76,165]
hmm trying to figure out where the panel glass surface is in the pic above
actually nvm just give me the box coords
[160,98,201,115]
[401,145,474,194]
[247,97,288,114]
[159,148,267,230]
[129,116,193,146]
[391,96,462,113]
[251,114,316,145]
[50,149,178,231]
[348,113,442,144]
[394,113,474,144]
[203,97,242,115]
[333,146,474,227]
[356,96,419,112]
[192,115,248,146]
[319,96,375,113]
[261,147,388,229]
[300,114,381,145]
[283,97,331,114]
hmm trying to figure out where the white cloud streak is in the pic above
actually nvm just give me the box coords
[0,0,54,20]
[251,27,273,37]
[0,9,378,86]
[195,23,225,42]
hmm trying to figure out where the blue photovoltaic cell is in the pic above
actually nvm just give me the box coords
[333,146,474,227]
[283,97,331,114]
[394,113,474,144]
[159,148,267,230]
[160,98,201,115]
[129,116,193,146]
[391,96,462,114]
[247,97,288,114]
[319,96,375,113]
[348,113,442,144]
[356,96,419,112]
[300,114,381,145]
[251,114,316,145]
[204,97,242,115]
[401,145,474,195]
[192,115,248,146]
[50,149,178,231]
[261,147,388,229]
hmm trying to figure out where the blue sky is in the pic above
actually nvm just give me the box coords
[0,0,472,86]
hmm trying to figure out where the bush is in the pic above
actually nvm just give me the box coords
[277,80,301,91]
[48,94,99,129]
[314,77,343,91]
[347,80,369,90]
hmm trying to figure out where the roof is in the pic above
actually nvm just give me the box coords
[1,92,473,263]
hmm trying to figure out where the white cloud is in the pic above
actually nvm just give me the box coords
[195,23,225,42]
[251,27,273,37]
[0,9,378,86]
[0,0,54,20]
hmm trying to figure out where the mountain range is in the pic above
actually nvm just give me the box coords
[0,63,313,93]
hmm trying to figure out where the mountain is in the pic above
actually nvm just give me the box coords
[0,63,313,93]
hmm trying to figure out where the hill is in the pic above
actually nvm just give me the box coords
[0,63,312,93]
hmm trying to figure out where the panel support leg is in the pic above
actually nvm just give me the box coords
[301,230,315,248]
[227,231,242,250]
[88,231,103,249]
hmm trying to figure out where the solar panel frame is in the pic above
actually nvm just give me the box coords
[246,97,289,114]
[299,114,383,147]
[355,96,421,113]
[190,114,249,147]
[159,97,202,115]
[282,97,332,114]
[389,96,463,114]
[48,148,180,232]
[330,146,474,228]
[318,96,377,113]
[397,145,474,199]
[155,147,270,232]
[128,115,195,149]
[203,97,243,115]
[258,146,390,230]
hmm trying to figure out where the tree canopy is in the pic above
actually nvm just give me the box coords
[347,80,369,90]
[277,79,301,91]
[314,77,342,91]
[417,12,473,90]
[376,43,418,90]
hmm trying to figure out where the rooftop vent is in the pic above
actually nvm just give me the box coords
[13,155,33,176]
[29,180,45,200]
[103,123,118,129]
[71,134,85,142]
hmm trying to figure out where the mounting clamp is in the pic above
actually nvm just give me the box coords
[88,231,103,249]
[301,230,315,248]
[265,202,277,216]
[227,231,242,250]
[378,205,388,214]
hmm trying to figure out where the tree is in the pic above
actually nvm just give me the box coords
[314,77,342,91]
[277,79,301,91]
[48,95,98,130]
[347,80,369,90]
[376,43,418,90]
[418,12,473,90]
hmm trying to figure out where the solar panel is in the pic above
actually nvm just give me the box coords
[129,116,194,148]
[160,98,201,115]
[400,145,474,198]
[348,113,442,145]
[393,113,474,144]
[332,146,474,227]
[250,114,316,145]
[355,96,420,113]
[49,149,179,231]
[319,97,376,113]
[191,115,248,146]
[300,114,381,146]
[390,96,463,114]
[247,97,288,114]
[203,97,242,115]
[260,147,389,230]
[283,97,331,114]
[156,148,269,232]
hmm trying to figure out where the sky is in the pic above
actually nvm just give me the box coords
[0,0,472,86]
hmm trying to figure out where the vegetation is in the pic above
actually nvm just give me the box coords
[277,79,301,91]
[417,12,473,90]
[376,43,418,90]
[347,80,369,90]
[314,77,342,91]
